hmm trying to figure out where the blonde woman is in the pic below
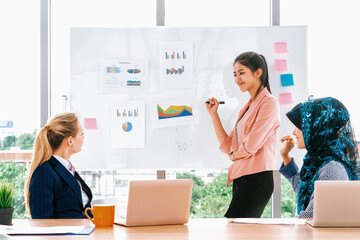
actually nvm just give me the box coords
[25,112,92,219]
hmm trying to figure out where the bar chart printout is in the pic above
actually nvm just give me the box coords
[159,41,194,89]
[101,59,148,94]
[111,101,145,148]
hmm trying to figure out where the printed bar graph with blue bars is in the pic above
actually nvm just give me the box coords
[117,108,139,117]
[165,51,186,59]
[166,66,184,75]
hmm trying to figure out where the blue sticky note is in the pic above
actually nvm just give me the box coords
[280,74,294,87]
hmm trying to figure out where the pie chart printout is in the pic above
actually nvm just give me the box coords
[122,122,133,132]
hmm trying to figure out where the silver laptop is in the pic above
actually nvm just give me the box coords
[307,180,360,227]
[114,179,193,227]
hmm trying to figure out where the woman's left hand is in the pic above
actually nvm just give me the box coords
[280,135,295,166]
[228,151,236,161]
[280,135,295,156]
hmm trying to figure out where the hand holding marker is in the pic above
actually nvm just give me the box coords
[205,98,224,115]
[205,101,225,104]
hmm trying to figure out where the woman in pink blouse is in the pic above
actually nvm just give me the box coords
[206,52,280,218]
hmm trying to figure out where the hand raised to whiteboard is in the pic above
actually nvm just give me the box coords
[205,97,228,145]
[205,97,220,115]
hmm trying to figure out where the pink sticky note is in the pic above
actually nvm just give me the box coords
[84,118,97,130]
[274,42,288,54]
[279,93,293,105]
[273,59,287,72]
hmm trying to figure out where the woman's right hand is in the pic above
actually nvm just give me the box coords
[205,97,220,115]
[280,135,295,166]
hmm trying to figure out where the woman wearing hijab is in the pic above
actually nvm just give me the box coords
[279,97,359,218]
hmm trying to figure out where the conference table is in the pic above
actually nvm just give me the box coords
[4,218,360,239]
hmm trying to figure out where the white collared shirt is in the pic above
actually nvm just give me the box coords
[52,154,89,208]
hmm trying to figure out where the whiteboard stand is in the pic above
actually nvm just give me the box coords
[272,171,281,218]
[157,170,165,180]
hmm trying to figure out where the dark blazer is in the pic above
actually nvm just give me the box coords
[29,156,93,219]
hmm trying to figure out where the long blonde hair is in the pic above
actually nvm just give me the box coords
[24,112,79,216]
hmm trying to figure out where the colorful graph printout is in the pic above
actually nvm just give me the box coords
[166,66,184,75]
[127,69,141,74]
[150,95,197,128]
[157,105,193,119]
[101,59,148,94]
[159,42,194,89]
[127,81,141,86]
[165,51,187,59]
[110,101,145,148]
[116,108,139,117]
[122,122,133,132]
[107,67,121,73]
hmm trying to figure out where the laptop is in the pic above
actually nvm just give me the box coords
[307,180,360,227]
[114,179,193,227]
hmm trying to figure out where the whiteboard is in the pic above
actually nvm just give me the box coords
[70,26,307,169]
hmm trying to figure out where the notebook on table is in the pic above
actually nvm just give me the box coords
[114,179,193,227]
[306,180,360,227]
[3,226,95,235]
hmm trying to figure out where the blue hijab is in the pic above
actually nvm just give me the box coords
[287,97,359,214]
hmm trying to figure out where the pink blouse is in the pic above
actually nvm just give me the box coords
[219,88,280,186]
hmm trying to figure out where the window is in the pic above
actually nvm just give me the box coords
[50,0,274,219]
[281,0,360,135]
[0,0,40,219]
[165,0,270,26]
[0,1,40,142]
[280,0,360,217]
[50,0,156,115]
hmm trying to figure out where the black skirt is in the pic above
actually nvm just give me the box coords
[224,171,274,218]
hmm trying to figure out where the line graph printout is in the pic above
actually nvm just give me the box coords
[159,42,194,90]
[150,96,197,128]
[110,100,145,148]
[101,59,148,94]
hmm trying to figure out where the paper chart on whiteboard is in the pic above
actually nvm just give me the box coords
[101,59,148,94]
[159,41,194,89]
[110,101,145,148]
[150,95,197,128]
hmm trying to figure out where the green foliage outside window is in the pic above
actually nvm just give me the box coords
[281,176,297,218]
[0,162,296,219]
[176,172,232,218]
[0,131,36,150]
[0,161,28,219]
[0,136,16,150]
[177,171,297,218]
[17,132,36,150]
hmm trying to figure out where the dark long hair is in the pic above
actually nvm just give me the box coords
[234,51,271,94]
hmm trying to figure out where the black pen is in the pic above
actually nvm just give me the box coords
[206,101,225,104]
